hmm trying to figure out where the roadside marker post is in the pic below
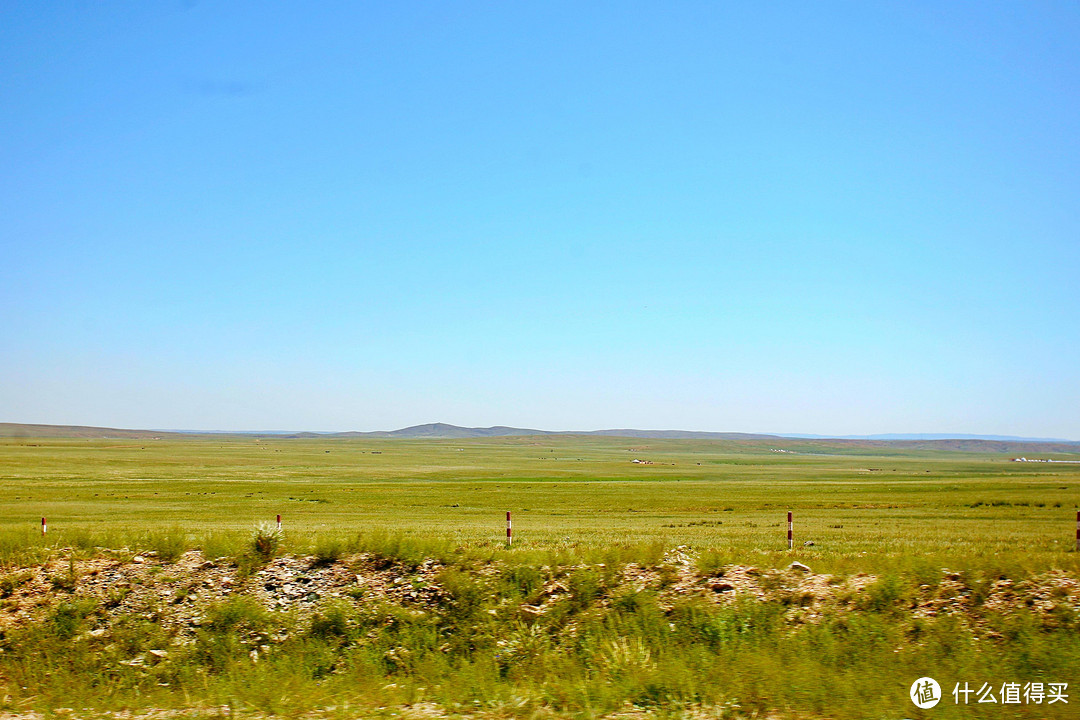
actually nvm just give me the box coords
[42,517,47,536]
[787,511,793,550]
[277,514,282,532]
[1075,510,1079,552]
[506,511,512,548]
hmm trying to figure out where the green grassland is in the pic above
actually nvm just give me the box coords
[2,435,1080,719]
[3,435,1079,567]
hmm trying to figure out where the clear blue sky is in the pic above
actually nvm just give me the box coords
[2,2,1078,437]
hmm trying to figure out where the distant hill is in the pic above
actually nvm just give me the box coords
[0,423,188,439]
[2,422,1078,453]
[338,423,550,439]
[325,424,783,441]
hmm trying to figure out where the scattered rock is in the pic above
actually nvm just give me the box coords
[1,547,1077,671]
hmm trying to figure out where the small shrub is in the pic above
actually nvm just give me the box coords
[908,559,944,589]
[655,564,679,589]
[204,595,271,634]
[48,558,78,592]
[311,537,344,567]
[145,527,188,563]
[251,523,282,560]
[235,553,263,579]
[355,529,455,569]
[109,613,171,656]
[104,584,131,608]
[435,568,493,654]
[496,621,551,672]
[200,531,245,560]
[438,567,487,622]
[49,599,98,639]
[568,568,602,610]
[966,572,996,606]
[0,571,32,598]
[861,574,908,613]
[696,549,734,576]
[67,530,99,551]
[193,596,274,673]
[309,601,352,641]
[612,586,659,615]
[499,564,544,599]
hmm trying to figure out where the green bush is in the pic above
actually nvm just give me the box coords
[199,531,246,560]
[144,527,188,562]
[308,601,352,641]
[251,523,283,560]
[0,571,32,598]
[192,596,275,673]
[204,595,270,634]
[49,599,98,640]
[498,563,544,600]
[311,536,344,567]
[356,529,454,569]
[568,568,602,610]
[48,558,78,592]
[860,573,909,613]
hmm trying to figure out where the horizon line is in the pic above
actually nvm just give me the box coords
[2,421,1077,444]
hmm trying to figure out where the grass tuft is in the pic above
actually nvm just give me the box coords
[251,523,283,560]
[143,526,189,562]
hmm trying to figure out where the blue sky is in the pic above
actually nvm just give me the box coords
[2,1,1079,437]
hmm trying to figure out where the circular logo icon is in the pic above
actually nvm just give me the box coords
[910,677,941,709]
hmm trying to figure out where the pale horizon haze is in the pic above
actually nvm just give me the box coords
[2,2,1079,439]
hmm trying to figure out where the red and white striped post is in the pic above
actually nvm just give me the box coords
[276,514,282,532]
[506,511,512,548]
[41,517,47,536]
[787,511,793,550]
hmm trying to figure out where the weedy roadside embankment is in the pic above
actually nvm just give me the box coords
[0,537,1078,720]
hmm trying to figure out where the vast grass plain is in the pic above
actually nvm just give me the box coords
[3,434,1079,566]
[2,434,1079,719]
